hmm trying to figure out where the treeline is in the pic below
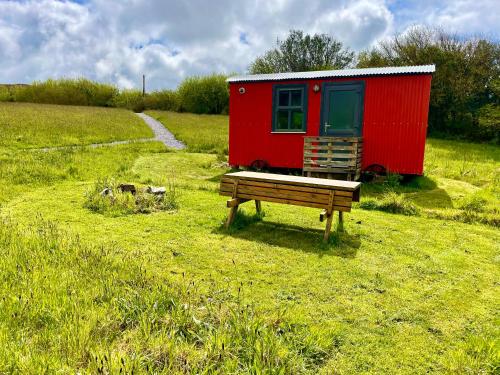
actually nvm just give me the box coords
[0,74,229,115]
[250,27,499,142]
[357,27,499,142]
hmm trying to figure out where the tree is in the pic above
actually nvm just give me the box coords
[358,26,500,141]
[249,30,354,74]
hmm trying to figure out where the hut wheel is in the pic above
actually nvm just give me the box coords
[250,159,269,171]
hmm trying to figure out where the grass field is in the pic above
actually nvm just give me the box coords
[0,102,153,149]
[146,110,228,154]
[0,106,498,373]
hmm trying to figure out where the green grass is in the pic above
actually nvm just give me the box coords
[146,110,228,154]
[0,107,499,373]
[0,102,153,149]
[424,138,499,187]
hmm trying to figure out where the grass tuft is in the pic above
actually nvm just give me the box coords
[360,191,420,216]
[83,178,178,216]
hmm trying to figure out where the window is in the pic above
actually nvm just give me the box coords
[272,84,308,132]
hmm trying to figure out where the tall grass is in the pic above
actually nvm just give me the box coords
[144,89,180,111]
[359,191,420,216]
[83,178,179,216]
[111,89,145,112]
[14,78,118,107]
[1,76,229,115]
[0,217,336,373]
[177,74,229,114]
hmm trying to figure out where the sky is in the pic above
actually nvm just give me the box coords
[0,0,498,90]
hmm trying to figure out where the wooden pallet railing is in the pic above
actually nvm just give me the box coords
[303,137,363,181]
[219,171,361,241]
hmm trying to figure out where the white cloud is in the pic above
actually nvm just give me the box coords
[424,0,499,37]
[0,0,497,90]
[313,0,394,49]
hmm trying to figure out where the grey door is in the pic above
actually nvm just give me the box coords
[320,82,365,136]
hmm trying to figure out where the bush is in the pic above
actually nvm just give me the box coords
[0,85,16,102]
[458,193,489,212]
[144,89,180,111]
[358,26,500,142]
[84,179,178,216]
[112,90,145,112]
[2,75,230,115]
[177,73,229,114]
[360,191,420,216]
[477,104,500,143]
[14,78,118,107]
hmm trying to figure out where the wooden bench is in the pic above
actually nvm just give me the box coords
[303,137,363,181]
[219,171,361,241]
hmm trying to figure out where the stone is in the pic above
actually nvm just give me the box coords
[119,183,137,195]
[147,186,166,195]
[100,187,113,197]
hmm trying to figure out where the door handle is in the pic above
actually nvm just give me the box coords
[324,122,331,132]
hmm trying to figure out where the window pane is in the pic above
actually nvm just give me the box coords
[277,110,289,129]
[290,110,303,130]
[291,90,302,106]
[278,91,289,106]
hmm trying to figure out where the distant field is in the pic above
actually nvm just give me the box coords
[0,102,153,148]
[146,110,228,154]
[0,106,498,373]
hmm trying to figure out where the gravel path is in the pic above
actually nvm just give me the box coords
[37,112,186,152]
[135,112,185,149]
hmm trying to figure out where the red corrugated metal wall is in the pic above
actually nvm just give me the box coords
[228,74,432,175]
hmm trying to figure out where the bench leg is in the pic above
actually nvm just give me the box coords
[225,205,238,229]
[324,211,334,242]
[255,200,262,214]
[338,211,344,232]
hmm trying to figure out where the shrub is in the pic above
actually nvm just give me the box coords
[458,193,489,212]
[112,90,145,112]
[144,89,180,111]
[360,191,420,216]
[83,179,178,216]
[2,75,230,116]
[0,85,15,102]
[477,104,500,143]
[177,73,229,114]
[358,26,500,142]
[14,78,118,106]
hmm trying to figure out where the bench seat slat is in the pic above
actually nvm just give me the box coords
[220,178,354,197]
[222,171,360,191]
[221,191,351,212]
[220,186,353,208]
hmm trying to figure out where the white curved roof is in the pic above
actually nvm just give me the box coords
[227,64,435,83]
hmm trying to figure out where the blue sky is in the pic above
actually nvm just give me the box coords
[0,0,498,90]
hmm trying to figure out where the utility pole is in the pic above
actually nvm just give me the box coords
[142,74,146,96]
